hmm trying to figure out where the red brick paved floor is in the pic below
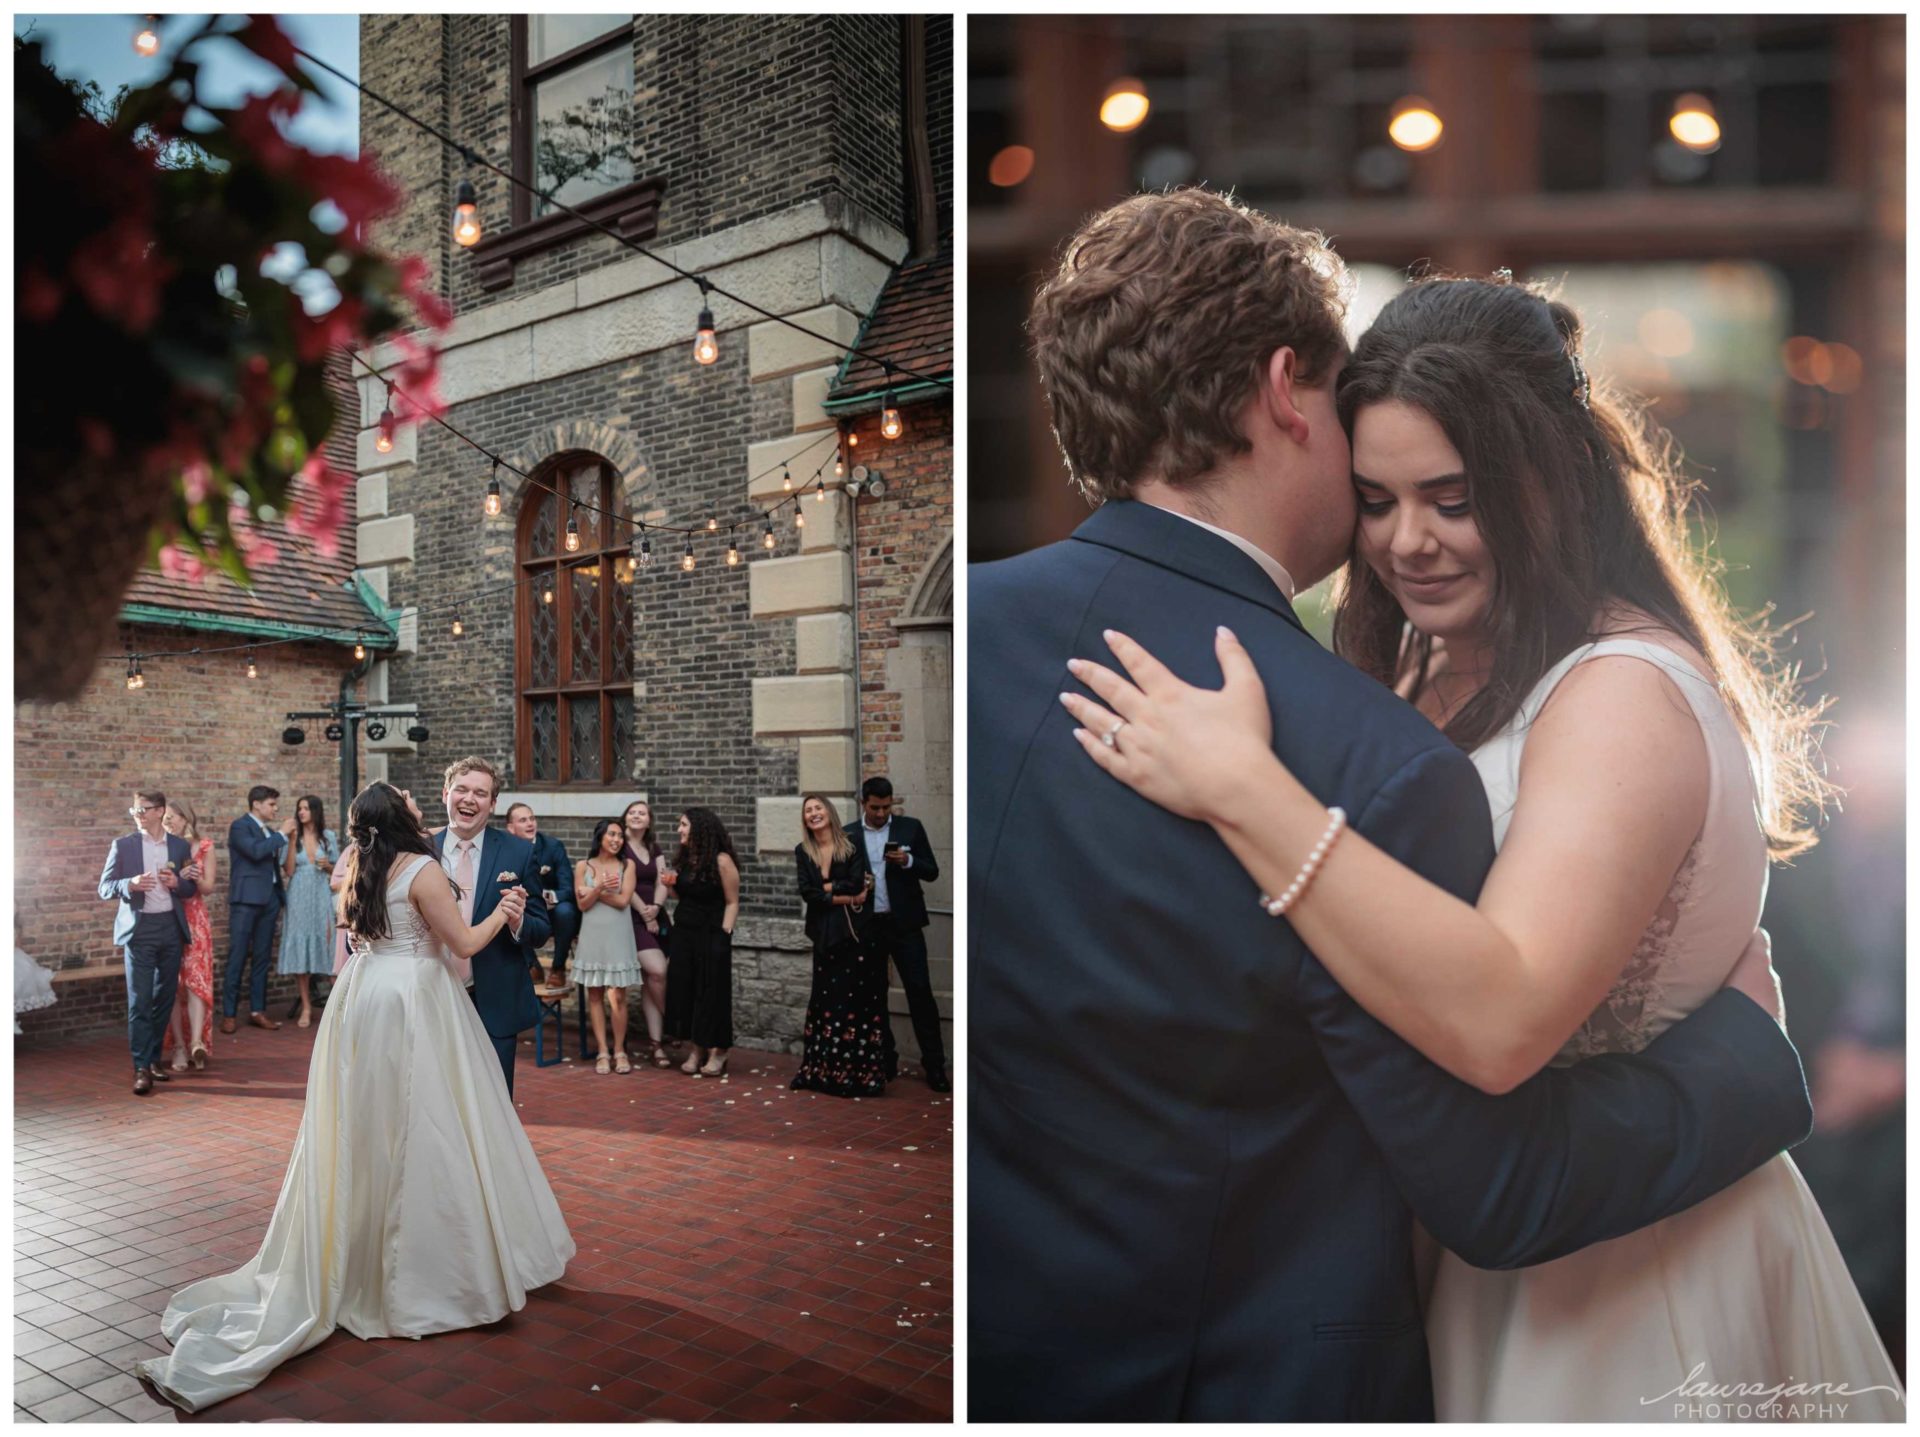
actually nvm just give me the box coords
[13,1022,953,1423]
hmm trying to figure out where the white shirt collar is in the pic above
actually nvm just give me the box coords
[1153,506,1297,600]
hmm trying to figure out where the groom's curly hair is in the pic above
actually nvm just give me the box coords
[1029,188,1351,503]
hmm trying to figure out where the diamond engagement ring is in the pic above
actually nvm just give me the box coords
[1102,719,1128,749]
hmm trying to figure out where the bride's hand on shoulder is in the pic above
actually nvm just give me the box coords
[1060,626,1275,823]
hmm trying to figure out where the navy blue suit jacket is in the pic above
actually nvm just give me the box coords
[99,832,199,947]
[227,814,287,908]
[527,833,575,909]
[969,501,1813,1421]
[432,827,550,1038]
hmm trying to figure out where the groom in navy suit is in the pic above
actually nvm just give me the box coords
[431,757,549,1096]
[969,190,1812,1420]
[99,788,201,1095]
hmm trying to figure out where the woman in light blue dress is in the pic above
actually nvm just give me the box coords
[278,794,339,1027]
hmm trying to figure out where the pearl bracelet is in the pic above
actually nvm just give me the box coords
[1258,806,1347,917]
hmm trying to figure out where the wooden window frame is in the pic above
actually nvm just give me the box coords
[514,458,635,789]
[475,16,665,292]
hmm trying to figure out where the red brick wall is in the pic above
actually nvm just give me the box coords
[15,630,358,1045]
[848,399,954,778]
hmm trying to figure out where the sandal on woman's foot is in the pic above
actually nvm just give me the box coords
[595,1053,612,1075]
[614,1052,632,1074]
[681,1052,703,1075]
[189,1046,207,1071]
[699,1055,729,1078]
[650,1042,672,1068]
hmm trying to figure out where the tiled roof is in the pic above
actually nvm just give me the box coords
[123,517,389,647]
[828,240,954,404]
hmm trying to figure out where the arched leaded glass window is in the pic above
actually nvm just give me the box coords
[516,455,635,786]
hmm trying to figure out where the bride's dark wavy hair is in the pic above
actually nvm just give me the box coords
[337,782,436,941]
[1331,273,1833,859]
[674,807,737,888]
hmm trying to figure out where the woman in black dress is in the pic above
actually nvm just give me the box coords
[661,807,739,1077]
[790,794,887,1097]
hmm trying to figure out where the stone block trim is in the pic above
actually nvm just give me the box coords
[748,551,853,618]
[748,433,844,502]
[357,514,416,567]
[790,366,843,434]
[755,794,855,854]
[748,304,864,382]
[752,675,857,737]
[794,613,854,674]
[796,736,859,795]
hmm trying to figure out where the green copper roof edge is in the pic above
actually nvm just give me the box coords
[821,378,952,415]
[120,583,396,650]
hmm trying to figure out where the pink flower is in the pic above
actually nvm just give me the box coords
[19,264,62,324]
[301,152,401,234]
[181,461,213,505]
[158,544,210,583]
[69,225,175,334]
[226,90,303,176]
[292,292,365,363]
[236,15,303,80]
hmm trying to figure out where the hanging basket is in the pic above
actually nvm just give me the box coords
[14,449,177,703]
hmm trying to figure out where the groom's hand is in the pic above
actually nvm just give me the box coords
[496,884,528,935]
[1725,928,1785,1030]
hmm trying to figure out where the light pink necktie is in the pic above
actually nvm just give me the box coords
[449,840,477,985]
[454,840,477,923]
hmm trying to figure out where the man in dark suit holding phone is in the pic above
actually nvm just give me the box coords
[224,784,288,1033]
[99,788,201,1095]
[849,776,947,1092]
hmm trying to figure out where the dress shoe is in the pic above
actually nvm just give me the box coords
[926,1067,951,1094]
[220,1015,237,1035]
[133,1068,154,1096]
[148,1064,171,1082]
[248,1011,281,1031]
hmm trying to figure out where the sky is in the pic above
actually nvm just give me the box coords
[13,13,359,156]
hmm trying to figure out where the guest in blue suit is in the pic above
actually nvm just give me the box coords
[99,787,201,1095]
[504,802,575,990]
[968,190,1813,1421]
[431,758,549,1096]
[224,785,288,1032]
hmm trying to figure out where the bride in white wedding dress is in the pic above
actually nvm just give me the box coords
[137,782,574,1413]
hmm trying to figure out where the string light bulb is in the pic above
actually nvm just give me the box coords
[1669,93,1721,153]
[564,505,581,552]
[763,516,777,550]
[726,538,741,567]
[637,535,653,568]
[451,612,465,638]
[484,462,502,517]
[542,582,554,605]
[126,656,145,691]
[246,649,257,680]
[453,178,482,247]
[353,637,367,662]
[815,479,828,503]
[134,16,160,57]
[782,464,793,493]
[707,516,718,532]
[681,537,696,572]
[835,450,845,479]
[375,401,395,454]
[1100,77,1150,133]
[1388,96,1444,152]
[693,278,718,365]
[880,364,904,440]
[794,506,806,530]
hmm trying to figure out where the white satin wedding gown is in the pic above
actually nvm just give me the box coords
[1424,637,1903,1422]
[138,854,574,1412]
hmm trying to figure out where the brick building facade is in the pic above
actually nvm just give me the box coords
[16,357,387,1044]
[351,15,953,1056]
